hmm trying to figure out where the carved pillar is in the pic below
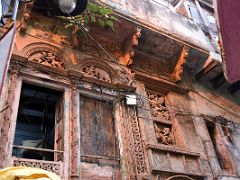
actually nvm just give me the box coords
[0,65,20,168]
[122,105,147,179]
[70,81,80,177]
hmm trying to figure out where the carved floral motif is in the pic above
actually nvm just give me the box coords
[29,51,64,69]
[147,92,170,121]
[154,123,175,145]
[13,159,62,175]
[82,65,112,83]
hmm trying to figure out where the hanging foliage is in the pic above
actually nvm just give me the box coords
[60,2,117,39]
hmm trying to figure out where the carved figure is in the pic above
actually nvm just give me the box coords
[119,27,141,66]
[148,92,170,121]
[82,65,112,83]
[29,51,64,69]
[154,123,175,145]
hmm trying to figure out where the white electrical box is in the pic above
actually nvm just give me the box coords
[126,95,137,105]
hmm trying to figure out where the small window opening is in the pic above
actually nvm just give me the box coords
[206,121,224,169]
[12,83,63,161]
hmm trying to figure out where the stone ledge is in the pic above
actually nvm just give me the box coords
[146,144,200,157]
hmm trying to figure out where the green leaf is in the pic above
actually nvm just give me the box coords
[98,19,105,28]
[105,20,114,29]
[84,16,89,25]
[90,15,96,23]
[110,15,118,21]
[100,4,106,16]
[105,8,113,15]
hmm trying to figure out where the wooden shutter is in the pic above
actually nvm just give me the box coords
[80,96,119,159]
[54,96,64,161]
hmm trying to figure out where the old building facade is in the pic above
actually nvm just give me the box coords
[0,0,240,179]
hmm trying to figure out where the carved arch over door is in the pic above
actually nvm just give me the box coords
[78,58,134,86]
[78,58,118,83]
[21,42,68,69]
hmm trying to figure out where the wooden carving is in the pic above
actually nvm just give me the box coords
[119,27,141,66]
[147,92,170,121]
[82,65,112,83]
[172,46,189,82]
[154,123,175,145]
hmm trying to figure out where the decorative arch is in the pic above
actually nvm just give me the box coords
[21,42,68,69]
[78,58,118,83]
[166,175,194,180]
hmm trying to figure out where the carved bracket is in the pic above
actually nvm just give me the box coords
[19,0,35,33]
[171,46,190,82]
[119,27,141,66]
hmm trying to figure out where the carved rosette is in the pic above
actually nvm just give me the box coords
[70,83,80,176]
[0,65,20,168]
[147,92,171,121]
[13,159,62,175]
[22,42,67,69]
